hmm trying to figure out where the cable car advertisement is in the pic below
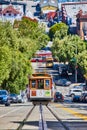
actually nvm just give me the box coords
[30,90,51,97]
[45,90,51,97]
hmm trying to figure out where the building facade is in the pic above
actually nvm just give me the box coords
[76,9,87,40]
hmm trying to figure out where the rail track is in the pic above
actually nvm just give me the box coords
[17,104,48,130]
[47,105,70,130]
[17,105,35,130]
[17,103,71,130]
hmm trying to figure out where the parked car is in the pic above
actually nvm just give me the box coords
[9,93,18,103]
[71,95,81,102]
[73,83,86,90]
[17,94,23,103]
[0,90,10,106]
[73,85,83,89]
[54,91,64,102]
[80,92,87,102]
[55,78,71,86]
[58,64,68,75]
[60,69,69,77]
[69,88,82,97]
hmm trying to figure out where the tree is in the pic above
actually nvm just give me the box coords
[0,22,32,93]
[0,19,49,93]
[49,22,68,40]
[0,45,12,85]
[51,34,86,63]
[16,17,49,49]
[78,51,87,82]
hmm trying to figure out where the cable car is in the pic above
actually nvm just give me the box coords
[29,72,53,105]
[46,57,54,68]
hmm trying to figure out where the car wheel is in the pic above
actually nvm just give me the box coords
[5,102,10,106]
[71,94,75,98]
[5,99,11,106]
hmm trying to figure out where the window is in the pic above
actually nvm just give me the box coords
[32,80,36,88]
[73,90,82,92]
[38,79,44,89]
[0,91,7,95]
[45,80,50,87]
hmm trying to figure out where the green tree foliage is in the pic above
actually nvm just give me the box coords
[52,32,87,81]
[0,22,32,92]
[78,51,87,78]
[17,17,38,38]
[14,17,49,49]
[49,22,68,40]
[0,17,49,93]
[52,34,86,63]
[5,51,32,93]
[0,45,12,85]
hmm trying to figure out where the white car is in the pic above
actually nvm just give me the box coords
[73,83,86,90]
[55,78,71,86]
[69,88,82,97]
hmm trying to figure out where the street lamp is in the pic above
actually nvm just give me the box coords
[68,44,78,83]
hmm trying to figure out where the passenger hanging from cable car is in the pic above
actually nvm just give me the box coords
[38,79,44,89]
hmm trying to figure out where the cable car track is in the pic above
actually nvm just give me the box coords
[17,104,47,130]
[17,106,35,130]
[47,105,70,130]
[16,103,87,130]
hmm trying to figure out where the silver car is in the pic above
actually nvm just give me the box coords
[55,78,71,86]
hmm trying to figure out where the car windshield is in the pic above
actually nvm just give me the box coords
[10,94,17,97]
[79,83,86,86]
[61,79,67,83]
[0,91,7,95]
[55,92,61,96]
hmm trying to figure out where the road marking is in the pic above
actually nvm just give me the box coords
[55,104,87,121]
[62,107,87,120]
[0,106,24,118]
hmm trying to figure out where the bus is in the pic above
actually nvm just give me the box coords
[46,57,54,68]
[29,72,53,105]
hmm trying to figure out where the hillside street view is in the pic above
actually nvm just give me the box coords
[0,0,87,130]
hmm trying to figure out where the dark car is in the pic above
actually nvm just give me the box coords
[80,93,87,102]
[58,65,68,75]
[9,93,18,103]
[0,90,10,106]
[60,69,69,77]
[71,95,80,102]
[55,78,71,86]
[54,92,64,102]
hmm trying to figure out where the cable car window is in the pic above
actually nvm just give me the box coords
[38,79,44,89]
[32,80,36,88]
[45,80,50,87]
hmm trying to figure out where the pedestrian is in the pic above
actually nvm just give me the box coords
[25,85,30,101]
[20,90,25,103]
